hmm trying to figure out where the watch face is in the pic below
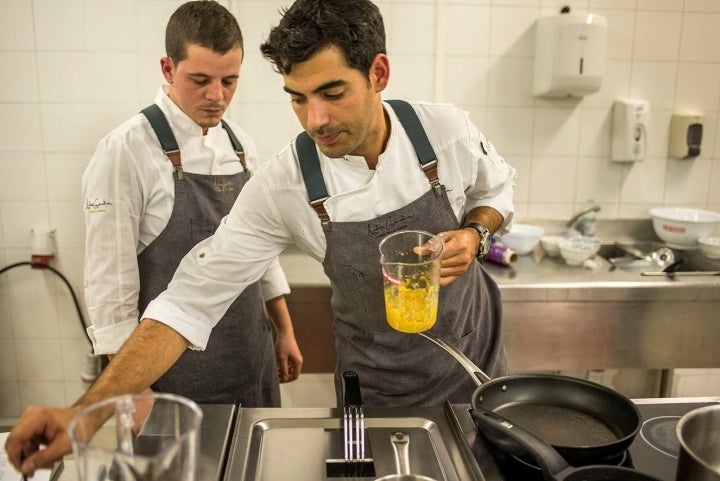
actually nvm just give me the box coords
[480,232,491,256]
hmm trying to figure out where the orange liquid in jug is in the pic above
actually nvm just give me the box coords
[384,276,438,333]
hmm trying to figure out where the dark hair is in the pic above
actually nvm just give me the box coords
[165,1,243,62]
[260,0,386,75]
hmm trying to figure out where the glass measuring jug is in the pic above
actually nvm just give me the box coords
[68,392,203,481]
[379,230,444,333]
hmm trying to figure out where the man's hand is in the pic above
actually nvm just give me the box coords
[6,319,188,477]
[435,229,480,286]
[275,333,303,383]
[435,205,506,285]
[4,404,79,476]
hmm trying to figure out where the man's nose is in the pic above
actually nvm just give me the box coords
[205,81,224,101]
[305,99,330,131]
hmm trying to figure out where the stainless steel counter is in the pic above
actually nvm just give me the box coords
[484,246,720,301]
[485,248,720,374]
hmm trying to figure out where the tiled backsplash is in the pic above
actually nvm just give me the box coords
[1,0,719,416]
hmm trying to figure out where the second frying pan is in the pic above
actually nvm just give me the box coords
[470,407,662,481]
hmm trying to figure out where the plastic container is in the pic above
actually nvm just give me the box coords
[486,244,518,266]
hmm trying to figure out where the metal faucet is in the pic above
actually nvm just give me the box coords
[566,204,601,234]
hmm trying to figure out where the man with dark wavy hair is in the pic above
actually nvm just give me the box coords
[6,1,515,475]
[255,0,515,406]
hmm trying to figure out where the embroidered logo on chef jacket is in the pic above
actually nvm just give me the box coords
[85,197,113,214]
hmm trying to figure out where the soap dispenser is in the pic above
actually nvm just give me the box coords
[611,99,650,162]
[670,110,705,159]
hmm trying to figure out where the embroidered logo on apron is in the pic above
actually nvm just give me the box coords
[214,178,235,193]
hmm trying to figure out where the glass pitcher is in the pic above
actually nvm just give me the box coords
[68,392,203,481]
[379,230,444,333]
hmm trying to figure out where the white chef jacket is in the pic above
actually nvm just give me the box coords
[143,100,516,351]
[82,86,290,355]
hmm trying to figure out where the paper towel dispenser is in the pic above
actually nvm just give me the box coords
[533,11,607,98]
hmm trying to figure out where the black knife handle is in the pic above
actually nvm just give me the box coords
[342,371,363,407]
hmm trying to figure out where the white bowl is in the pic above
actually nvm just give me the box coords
[698,236,720,259]
[540,235,567,257]
[649,207,720,249]
[499,224,545,255]
[559,236,602,266]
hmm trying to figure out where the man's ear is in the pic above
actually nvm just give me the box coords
[370,53,390,92]
[160,57,175,83]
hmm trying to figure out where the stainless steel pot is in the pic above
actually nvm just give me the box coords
[676,405,720,481]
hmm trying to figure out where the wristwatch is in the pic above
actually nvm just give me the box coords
[463,222,492,259]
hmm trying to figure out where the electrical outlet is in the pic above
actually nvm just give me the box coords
[31,226,56,266]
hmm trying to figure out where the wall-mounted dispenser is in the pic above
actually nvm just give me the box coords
[670,110,705,159]
[611,99,650,162]
[533,10,607,98]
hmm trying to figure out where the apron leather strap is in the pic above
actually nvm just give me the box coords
[386,99,441,197]
[141,104,184,180]
[221,119,250,178]
[296,132,331,231]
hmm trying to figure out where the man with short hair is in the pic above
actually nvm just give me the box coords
[81,0,303,406]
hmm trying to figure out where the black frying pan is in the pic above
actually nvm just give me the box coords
[419,333,641,465]
[470,407,662,481]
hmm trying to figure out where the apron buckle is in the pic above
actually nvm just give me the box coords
[432,180,442,197]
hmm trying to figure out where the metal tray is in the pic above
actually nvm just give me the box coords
[224,407,483,481]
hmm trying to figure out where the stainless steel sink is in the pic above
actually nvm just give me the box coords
[224,406,487,481]
[597,241,720,273]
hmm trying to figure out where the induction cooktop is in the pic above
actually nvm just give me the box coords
[446,397,720,481]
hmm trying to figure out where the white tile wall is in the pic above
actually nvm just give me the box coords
[0,0,719,416]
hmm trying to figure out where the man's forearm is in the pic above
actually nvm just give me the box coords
[75,319,188,408]
[265,295,294,336]
[462,206,505,234]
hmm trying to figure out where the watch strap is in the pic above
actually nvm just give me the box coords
[463,222,492,259]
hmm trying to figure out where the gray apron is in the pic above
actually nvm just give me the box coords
[296,100,507,407]
[136,105,280,406]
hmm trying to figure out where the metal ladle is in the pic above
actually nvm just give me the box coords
[617,245,675,268]
[374,432,437,481]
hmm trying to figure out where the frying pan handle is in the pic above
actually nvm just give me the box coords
[342,371,363,407]
[469,408,569,479]
[418,333,491,386]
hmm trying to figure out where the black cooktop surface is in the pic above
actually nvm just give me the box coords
[628,400,718,481]
[448,398,719,481]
